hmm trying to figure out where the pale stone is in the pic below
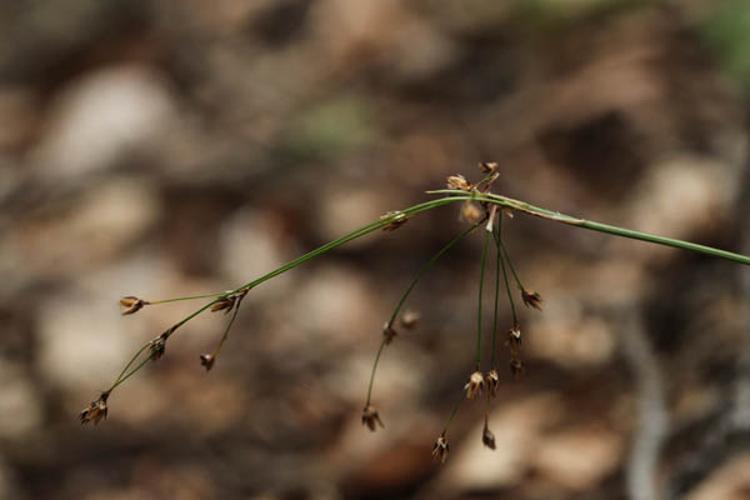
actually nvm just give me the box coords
[32,65,175,179]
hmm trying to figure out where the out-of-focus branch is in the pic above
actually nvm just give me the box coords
[619,308,669,500]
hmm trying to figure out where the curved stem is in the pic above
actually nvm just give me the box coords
[491,222,501,367]
[103,191,750,400]
[367,221,482,406]
[497,218,518,326]
[365,340,387,405]
[210,294,245,359]
[499,239,524,291]
[387,222,481,327]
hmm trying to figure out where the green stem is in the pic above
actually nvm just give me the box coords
[499,239,524,291]
[429,190,750,266]
[211,295,245,358]
[147,292,226,305]
[491,221,501,367]
[387,222,481,327]
[110,343,149,388]
[476,229,491,369]
[442,393,464,435]
[367,221,482,406]
[108,355,152,392]
[365,340,387,405]
[496,218,518,326]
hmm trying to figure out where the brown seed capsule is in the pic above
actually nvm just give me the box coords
[485,369,500,398]
[432,434,450,464]
[508,325,522,346]
[381,211,408,231]
[149,335,167,361]
[382,323,398,345]
[460,201,482,224]
[399,310,420,330]
[361,405,384,431]
[510,357,524,377]
[482,419,496,450]
[464,371,485,399]
[521,289,543,311]
[446,174,472,191]
[79,392,109,425]
[479,162,499,174]
[200,353,215,371]
[119,296,146,315]
[210,297,235,313]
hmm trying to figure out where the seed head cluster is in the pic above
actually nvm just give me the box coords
[85,163,546,470]
[80,392,109,425]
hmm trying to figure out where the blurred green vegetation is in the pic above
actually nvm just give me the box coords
[699,0,750,92]
[281,94,375,162]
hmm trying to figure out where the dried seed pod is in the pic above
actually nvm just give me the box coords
[521,289,543,311]
[508,325,522,347]
[510,357,524,377]
[79,392,109,425]
[382,323,398,345]
[482,419,496,450]
[200,353,215,371]
[460,201,482,224]
[485,369,500,398]
[381,211,408,231]
[464,371,485,399]
[119,296,146,315]
[479,162,499,174]
[446,174,472,191]
[149,335,167,361]
[432,434,450,463]
[361,405,384,431]
[210,297,236,313]
[399,310,420,330]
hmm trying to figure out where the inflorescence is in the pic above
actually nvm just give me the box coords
[362,162,543,464]
[80,163,750,463]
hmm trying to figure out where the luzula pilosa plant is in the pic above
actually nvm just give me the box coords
[81,163,750,462]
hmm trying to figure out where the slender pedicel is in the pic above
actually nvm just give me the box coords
[491,214,501,367]
[365,222,482,409]
[496,219,518,327]
[476,228,491,369]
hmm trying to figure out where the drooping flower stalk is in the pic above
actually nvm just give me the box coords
[83,182,750,422]
[475,228,492,370]
[364,221,482,421]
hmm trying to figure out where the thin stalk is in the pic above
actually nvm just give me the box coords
[365,340,387,405]
[428,190,750,266]
[442,393,465,435]
[499,239,524,291]
[108,356,152,392]
[496,219,518,326]
[110,343,150,388]
[491,219,501,367]
[146,292,227,305]
[387,222,482,327]
[367,221,482,406]
[476,229,491,369]
[210,295,245,359]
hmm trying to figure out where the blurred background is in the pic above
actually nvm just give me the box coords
[1,0,750,499]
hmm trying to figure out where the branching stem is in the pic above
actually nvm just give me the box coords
[103,191,750,400]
